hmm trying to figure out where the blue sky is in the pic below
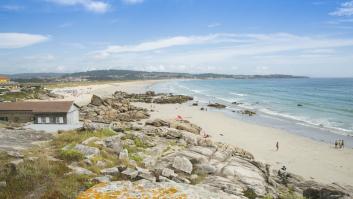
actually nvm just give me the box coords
[1,0,353,77]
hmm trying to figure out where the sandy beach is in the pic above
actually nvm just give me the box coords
[54,80,353,186]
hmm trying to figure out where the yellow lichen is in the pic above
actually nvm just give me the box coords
[77,183,188,199]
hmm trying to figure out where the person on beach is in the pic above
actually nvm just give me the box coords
[335,140,338,149]
[276,141,279,151]
[342,140,344,148]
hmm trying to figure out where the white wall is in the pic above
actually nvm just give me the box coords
[66,104,79,125]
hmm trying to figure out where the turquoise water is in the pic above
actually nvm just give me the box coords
[150,78,353,146]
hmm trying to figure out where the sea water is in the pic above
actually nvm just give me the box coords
[149,78,353,147]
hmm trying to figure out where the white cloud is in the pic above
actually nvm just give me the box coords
[24,54,55,61]
[48,0,109,13]
[0,33,49,49]
[330,1,353,16]
[95,33,353,59]
[122,0,144,5]
[207,23,221,28]
[94,34,226,58]
[87,32,353,76]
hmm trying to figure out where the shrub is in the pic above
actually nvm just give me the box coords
[59,149,84,162]
[243,188,257,199]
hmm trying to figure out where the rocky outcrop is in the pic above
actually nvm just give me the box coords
[80,95,150,123]
[239,110,256,116]
[77,180,241,199]
[172,156,193,174]
[73,144,100,158]
[146,118,202,135]
[208,103,226,109]
[113,91,193,104]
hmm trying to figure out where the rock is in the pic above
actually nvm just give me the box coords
[122,168,139,179]
[192,102,198,106]
[96,161,106,168]
[162,168,176,178]
[92,176,112,183]
[208,103,226,109]
[101,167,120,176]
[173,156,193,174]
[119,149,129,160]
[145,91,155,96]
[83,159,93,166]
[143,157,157,169]
[103,135,122,148]
[10,159,24,167]
[91,95,104,106]
[303,187,347,199]
[111,142,123,154]
[137,167,156,182]
[77,180,239,199]
[197,164,217,174]
[153,95,193,104]
[179,150,208,164]
[170,120,202,134]
[73,144,100,158]
[121,139,134,146]
[297,181,352,199]
[109,121,125,132]
[198,138,215,147]
[145,119,170,127]
[0,181,6,189]
[7,151,24,158]
[68,165,94,175]
[82,120,108,130]
[202,176,245,196]
[82,136,99,145]
[239,110,256,116]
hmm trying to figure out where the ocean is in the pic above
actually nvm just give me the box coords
[149,78,353,147]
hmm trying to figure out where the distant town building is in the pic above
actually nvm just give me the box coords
[0,76,10,84]
[0,101,79,124]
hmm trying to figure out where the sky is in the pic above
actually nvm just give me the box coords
[0,0,353,77]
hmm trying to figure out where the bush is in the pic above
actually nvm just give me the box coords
[59,149,84,162]
[243,188,257,199]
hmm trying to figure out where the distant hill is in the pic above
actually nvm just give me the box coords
[3,69,307,82]
[65,69,307,80]
[8,73,67,79]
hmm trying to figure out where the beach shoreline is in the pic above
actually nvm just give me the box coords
[54,79,353,186]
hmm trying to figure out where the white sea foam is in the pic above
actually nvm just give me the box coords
[230,92,247,97]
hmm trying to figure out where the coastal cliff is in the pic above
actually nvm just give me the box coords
[0,92,351,199]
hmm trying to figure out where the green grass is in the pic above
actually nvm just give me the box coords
[0,157,93,199]
[130,153,143,164]
[53,129,116,148]
[59,149,84,162]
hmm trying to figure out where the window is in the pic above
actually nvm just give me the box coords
[45,117,50,123]
[37,117,42,124]
[56,117,64,124]
[0,117,8,121]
